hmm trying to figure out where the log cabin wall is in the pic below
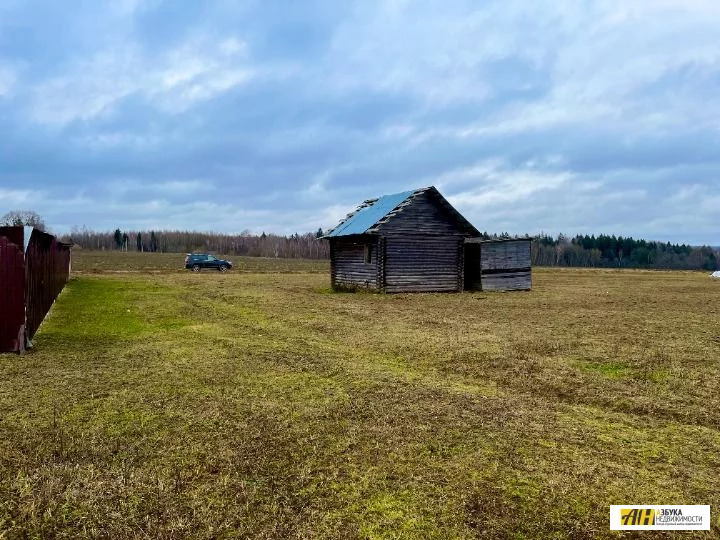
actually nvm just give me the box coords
[383,235,463,293]
[330,235,380,290]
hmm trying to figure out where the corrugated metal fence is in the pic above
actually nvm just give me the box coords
[0,236,26,352]
[0,227,71,353]
[25,232,72,341]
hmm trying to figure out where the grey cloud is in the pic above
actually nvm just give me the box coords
[0,0,718,244]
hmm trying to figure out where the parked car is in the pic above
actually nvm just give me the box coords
[184,253,233,272]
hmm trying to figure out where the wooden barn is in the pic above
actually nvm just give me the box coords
[0,227,72,353]
[324,186,534,293]
[324,186,480,293]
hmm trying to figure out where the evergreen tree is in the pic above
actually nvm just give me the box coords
[150,231,158,252]
[113,229,123,249]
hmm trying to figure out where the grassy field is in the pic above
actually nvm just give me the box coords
[72,250,329,274]
[1,251,719,538]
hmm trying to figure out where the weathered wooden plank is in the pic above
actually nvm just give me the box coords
[384,236,462,292]
[481,274,532,291]
[480,240,531,270]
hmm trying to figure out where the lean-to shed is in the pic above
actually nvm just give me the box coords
[464,238,532,291]
[0,227,72,353]
[323,186,480,292]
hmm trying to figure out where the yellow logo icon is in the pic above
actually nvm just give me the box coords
[620,508,656,526]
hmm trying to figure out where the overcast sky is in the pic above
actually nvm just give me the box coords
[1,0,718,244]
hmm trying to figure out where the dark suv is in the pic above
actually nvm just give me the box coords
[184,253,233,272]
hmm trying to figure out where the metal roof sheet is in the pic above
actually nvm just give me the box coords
[325,189,417,237]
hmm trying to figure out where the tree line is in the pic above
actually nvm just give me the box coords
[66,227,717,270]
[3,210,716,270]
[64,227,329,259]
[530,233,718,271]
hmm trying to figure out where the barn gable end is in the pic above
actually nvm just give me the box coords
[374,189,474,237]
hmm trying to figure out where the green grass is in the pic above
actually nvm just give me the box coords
[0,255,719,538]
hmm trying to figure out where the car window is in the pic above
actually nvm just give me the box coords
[207,256,216,261]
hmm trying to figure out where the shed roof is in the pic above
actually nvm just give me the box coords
[465,236,534,244]
[324,186,479,238]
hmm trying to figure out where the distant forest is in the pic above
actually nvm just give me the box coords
[529,233,718,271]
[64,227,330,259]
[62,228,718,271]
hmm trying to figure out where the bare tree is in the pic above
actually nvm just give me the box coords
[0,210,47,231]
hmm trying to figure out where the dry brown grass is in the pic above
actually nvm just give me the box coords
[71,250,328,274]
[1,253,718,538]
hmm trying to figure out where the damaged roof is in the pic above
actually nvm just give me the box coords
[323,186,479,238]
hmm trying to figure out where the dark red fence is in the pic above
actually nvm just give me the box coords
[0,236,26,352]
[25,231,72,341]
[0,227,71,353]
